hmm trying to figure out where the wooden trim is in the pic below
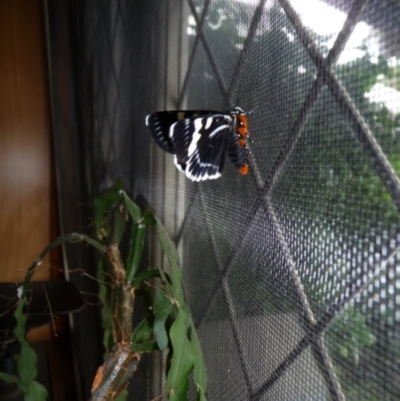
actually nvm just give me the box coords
[0,0,59,283]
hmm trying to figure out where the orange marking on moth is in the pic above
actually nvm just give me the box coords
[237,114,248,127]
[239,164,249,175]
[237,126,248,136]
[238,138,246,147]
[237,114,248,139]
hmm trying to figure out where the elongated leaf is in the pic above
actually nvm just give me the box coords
[196,387,207,401]
[8,311,48,401]
[17,341,38,389]
[24,381,48,401]
[111,205,127,245]
[155,263,169,287]
[131,268,159,289]
[154,216,179,262]
[166,310,195,401]
[8,233,104,401]
[0,372,17,383]
[168,261,185,303]
[153,215,208,400]
[142,209,156,226]
[153,291,173,351]
[13,301,39,394]
[94,179,123,238]
[131,341,158,353]
[14,302,27,341]
[190,323,207,391]
[126,222,146,282]
[120,190,141,221]
[130,318,153,345]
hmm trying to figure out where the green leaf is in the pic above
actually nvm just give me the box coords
[17,341,38,388]
[102,327,113,358]
[154,216,179,262]
[155,264,169,288]
[196,386,207,401]
[131,341,158,353]
[93,197,111,238]
[142,209,156,226]
[10,234,98,401]
[166,310,195,401]
[14,302,27,341]
[14,301,40,394]
[131,269,159,289]
[152,216,208,399]
[120,190,142,221]
[130,318,153,345]
[169,262,185,303]
[153,291,173,351]
[0,371,17,383]
[191,323,207,391]
[94,179,123,238]
[111,205,127,245]
[23,381,48,401]
[126,222,146,282]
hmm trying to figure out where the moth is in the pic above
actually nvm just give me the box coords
[146,107,249,181]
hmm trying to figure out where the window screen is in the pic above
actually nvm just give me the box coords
[48,0,400,400]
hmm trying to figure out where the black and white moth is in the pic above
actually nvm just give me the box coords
[145,107,249,181]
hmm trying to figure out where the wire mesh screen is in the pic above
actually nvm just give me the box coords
[48,0,400,400]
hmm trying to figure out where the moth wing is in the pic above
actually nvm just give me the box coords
[145,110,217,154]
[170,114,232,181]
[145,111,179,154]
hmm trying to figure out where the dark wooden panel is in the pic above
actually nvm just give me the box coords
[0,0,56,283]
